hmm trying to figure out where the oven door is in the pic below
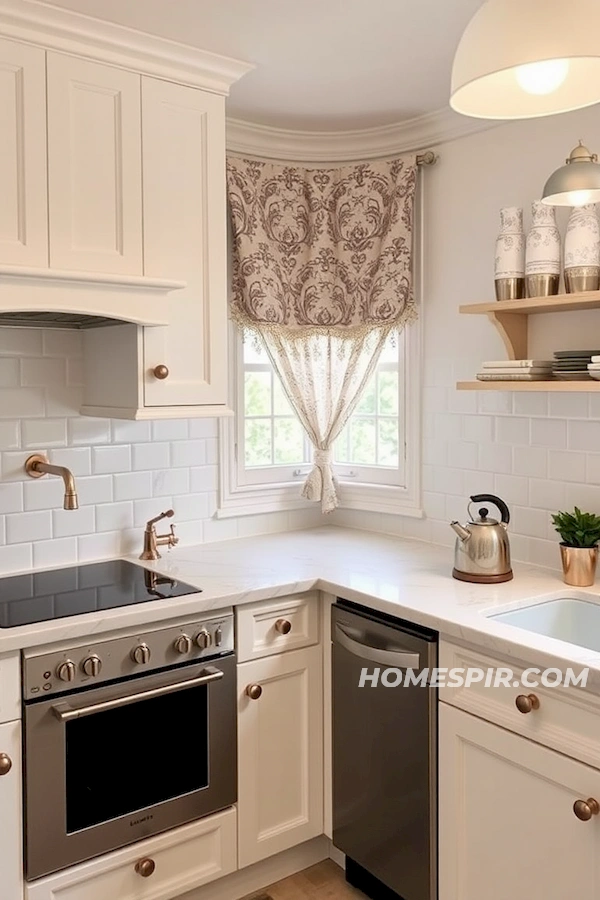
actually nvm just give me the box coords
[24,653,236,880]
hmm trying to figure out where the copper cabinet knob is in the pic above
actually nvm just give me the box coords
[275,618,292,635]
[515,693,540,714]
[153,365,169,380]
[135,857,156,877]
[573,798,600,821]
[0,753,12,776]
[246,684,262,700]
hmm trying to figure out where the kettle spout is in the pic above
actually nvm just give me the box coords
[450,521,471,542]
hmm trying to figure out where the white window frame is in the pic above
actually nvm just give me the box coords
[217,317,422,519]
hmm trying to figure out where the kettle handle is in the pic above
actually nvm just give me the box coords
[470,494,510,525]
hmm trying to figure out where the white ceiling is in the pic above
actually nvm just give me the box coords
[35,0,485,130]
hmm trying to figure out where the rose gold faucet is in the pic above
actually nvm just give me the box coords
[140,509,179,560]
[25,454,79,510]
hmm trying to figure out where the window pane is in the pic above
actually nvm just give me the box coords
[378,418,399,467]
[378,371,398,416]
[335,423,350,462]
[243,338,266,363]
[349,418,377,464]
[273,377,294,415]
[379,332,398,363]
[355,379,376,414]
[274,418,305,464]
[245,419,272,467]
[245,372,271,417]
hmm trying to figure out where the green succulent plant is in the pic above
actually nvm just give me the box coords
[551,507,600,548]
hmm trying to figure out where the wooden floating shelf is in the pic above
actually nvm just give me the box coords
[459,289,600,317]
[458,289,600,390]
[458,380,600,392]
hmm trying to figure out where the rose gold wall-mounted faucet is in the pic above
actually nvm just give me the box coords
[25,454,79,510]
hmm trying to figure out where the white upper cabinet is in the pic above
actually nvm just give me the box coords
[46,53,143,275]
[141,76,228,409]
[0,38,47,267]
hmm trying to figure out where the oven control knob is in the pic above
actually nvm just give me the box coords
[131,643,151,665]
[195,629,212,650]
[173,634,192,655]
[82,655,102,677]
[56,660,76,683]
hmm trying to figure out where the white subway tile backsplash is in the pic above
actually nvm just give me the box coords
[113,472,153,502]
[95,501,134,533]
[68,417,111,446]
[0,422,19,450]
[171,492,210,522]
[447,441,478,470]
[3,451,41,482]
[568,420,600,452]
[0,328,42,356]
[493,474,529,505]
[189,419,218,439]
[0,358,19,387]
[586,454,600,485]
[0,483,22,514]
[132,442,170,471]
[496,417,530,445]
[477,442,512,474]
[49,448,91,476]
[548,450,586,483]
[512,446,547,478]
[171,440,206,468]
[45,386,83,417]
[548,393,589,419]
[111,420,151,444]
[477,392,512,414]
[565,483,600,515]
[133,497,173,527]
[77,531,121,562]
[152,468,189,497]
[77,475,113,506]
[6,510,52,544]
[0,387,44,418]
[33,537,78,569]
[0,542,32,573]
[53,507,95,537]
[20,357,66,387]
[461,414,494,443]
[513,393,548,417]
[23,478,64,511]
[151,419,189,441]
[530,418,567,449]
[42,330,82,358]
[529,478,567,511]
[22,419,67,449]
[205,439,218,465]
[92,445,131,475]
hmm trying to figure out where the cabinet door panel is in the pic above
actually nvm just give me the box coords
[0,720,22,900]
[142,77,228,408]
[237,646,323,867]
[439,703,600,900]
[47,53,142,274]
[0,38,47,266]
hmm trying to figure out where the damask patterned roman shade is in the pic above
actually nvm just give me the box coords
[226,154,418,513]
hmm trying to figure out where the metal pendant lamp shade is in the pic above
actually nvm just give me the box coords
[451,0,600,119]
[542,142,600,206]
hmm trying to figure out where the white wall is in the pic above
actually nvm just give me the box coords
[0,327,323,574]
[333,104,600,570]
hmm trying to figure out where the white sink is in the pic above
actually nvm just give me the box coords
[489,596,600,653]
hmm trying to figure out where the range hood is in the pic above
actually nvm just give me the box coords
[0,265,186,329]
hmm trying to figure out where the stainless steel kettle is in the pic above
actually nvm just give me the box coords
[450,494,513,583]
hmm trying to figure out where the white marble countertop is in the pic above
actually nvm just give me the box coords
[1,527,599,686]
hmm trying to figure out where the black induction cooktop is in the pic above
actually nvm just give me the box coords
[0,559,202,628]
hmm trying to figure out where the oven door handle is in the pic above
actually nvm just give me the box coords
[51,666,224,722]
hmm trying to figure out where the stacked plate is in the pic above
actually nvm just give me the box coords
[552,350,600,381]
[588,355,600,381]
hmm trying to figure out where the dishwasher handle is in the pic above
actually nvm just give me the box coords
[335,623,421,669]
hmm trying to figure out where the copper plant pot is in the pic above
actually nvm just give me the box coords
[560,544,599,587]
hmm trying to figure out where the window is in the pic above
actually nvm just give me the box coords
[218,323,421,518]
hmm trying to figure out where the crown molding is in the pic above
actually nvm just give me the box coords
[226,106,499,161]
[0,0,253,93]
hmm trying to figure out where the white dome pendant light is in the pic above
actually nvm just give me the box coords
[542,142,600,206]
[451,0,600,119]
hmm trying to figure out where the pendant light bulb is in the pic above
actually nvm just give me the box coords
[515,59,569,95]
[566,190,593,208]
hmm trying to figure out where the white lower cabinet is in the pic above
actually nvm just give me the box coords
[26,807,237,900]
[439,703,600,900]
[237,646,324,868]
[0,719,22,900]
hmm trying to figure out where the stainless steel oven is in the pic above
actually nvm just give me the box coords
[23,611,236,880]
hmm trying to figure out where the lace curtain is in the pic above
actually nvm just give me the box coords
[227,155,418,513]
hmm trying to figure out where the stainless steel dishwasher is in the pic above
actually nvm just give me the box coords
[332,600,438,900]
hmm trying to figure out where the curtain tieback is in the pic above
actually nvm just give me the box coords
[301,447,338,515]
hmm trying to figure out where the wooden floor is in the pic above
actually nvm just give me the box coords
[243,861,367,900]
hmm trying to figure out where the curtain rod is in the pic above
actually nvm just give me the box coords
[416,150,437,167]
